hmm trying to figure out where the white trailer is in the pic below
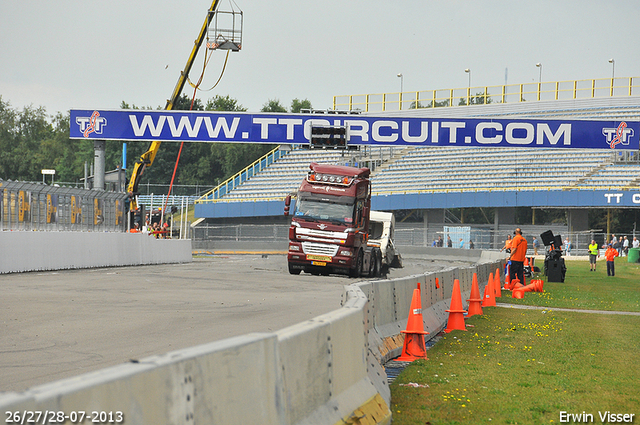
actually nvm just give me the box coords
[368,211,402,270]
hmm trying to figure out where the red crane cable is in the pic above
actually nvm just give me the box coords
[162,52,210,219]
[162,48,229,221]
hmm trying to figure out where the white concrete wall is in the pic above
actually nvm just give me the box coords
[0,232,192,274]
[0,250,503,425]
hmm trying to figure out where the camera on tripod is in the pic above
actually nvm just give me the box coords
[540,230,566,282]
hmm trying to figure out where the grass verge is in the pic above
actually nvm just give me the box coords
[497,259,640,312]
[390,259,640,424]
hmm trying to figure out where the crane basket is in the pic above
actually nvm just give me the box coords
[207,9,243,51]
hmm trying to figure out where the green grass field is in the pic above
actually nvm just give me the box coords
[390,259,640,424]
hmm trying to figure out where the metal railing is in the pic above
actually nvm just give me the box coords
[190,223,638,258]
[333,76,640,112]
[195,146,288,203]
[192,223,289,244]
[136,194,199,209]
[0,180,128,232]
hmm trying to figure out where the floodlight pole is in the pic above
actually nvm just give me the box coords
[397,73,403,110]
[609,58,615,96]
[465,69,471,105]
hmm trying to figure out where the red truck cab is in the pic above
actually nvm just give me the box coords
[286,162,381,277]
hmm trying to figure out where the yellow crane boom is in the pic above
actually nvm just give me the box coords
[127,0,221,211]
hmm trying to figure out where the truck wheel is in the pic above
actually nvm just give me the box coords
[349,250,363,278]
[373,249,382,277]
[368,248,381,277]
[288,263,301,275]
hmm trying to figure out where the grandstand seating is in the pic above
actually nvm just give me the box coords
[206,145,638,200]
[196,96,640,204]
[574,163,640,189]
[220,150,348,200]
[372,147,615,194]
[220,147,397,200]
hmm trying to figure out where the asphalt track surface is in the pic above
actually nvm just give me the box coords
[1,254,470,393]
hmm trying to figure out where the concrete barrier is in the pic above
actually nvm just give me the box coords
[0,334,283,424]
[0,232,192,274]
[0,249,503,424]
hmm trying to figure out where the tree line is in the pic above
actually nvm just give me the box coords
[0,94,311,193]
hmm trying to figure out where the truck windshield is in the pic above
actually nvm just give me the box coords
[294,197,355,225]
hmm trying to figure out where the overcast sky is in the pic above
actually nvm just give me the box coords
[1,0,638,116]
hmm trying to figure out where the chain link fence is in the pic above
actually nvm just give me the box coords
[191,222,640,256]
[0,180,128,232]
[191,223,289,249]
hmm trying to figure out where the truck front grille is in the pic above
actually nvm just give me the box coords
[301,242,339,257]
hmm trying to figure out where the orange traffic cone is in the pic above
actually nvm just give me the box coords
[505,275,520,291]
[466,273,483,317]
[510,277,524,298]
[512,286,525,299]
[482,273,496,307]
[511,278,523,290]
[445,279,467,332]
[494,268,502,298]
[397,283,429,361]
[489,272,496,297]
[523,279,544,293]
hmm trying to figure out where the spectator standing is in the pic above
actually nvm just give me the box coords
[500,234,513,253]
[633,237,640,249]
[459,238,464,249]
[437,236,443,247]
[532,237,540,255]
[623,236,629,256]
[447,236,452,248]
[509,228,528,284]
[605,244,619,276]
[588,240,599,271]
[612,235,621,256]
[563,237,571,256]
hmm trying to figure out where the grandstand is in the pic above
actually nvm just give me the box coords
[373,147,617,193]
[195,145,636,200]
[195,95,640,210]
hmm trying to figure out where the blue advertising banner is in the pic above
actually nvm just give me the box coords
[70,109,639,150]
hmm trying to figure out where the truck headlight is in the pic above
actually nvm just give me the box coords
[289,244,300,251]
[339,249,353,257]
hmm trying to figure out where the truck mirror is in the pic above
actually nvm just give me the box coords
[284,195,291,216]
[363,206,370,226]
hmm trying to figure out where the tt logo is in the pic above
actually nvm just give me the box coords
[76,111,107,137]
[602,122,634,149]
